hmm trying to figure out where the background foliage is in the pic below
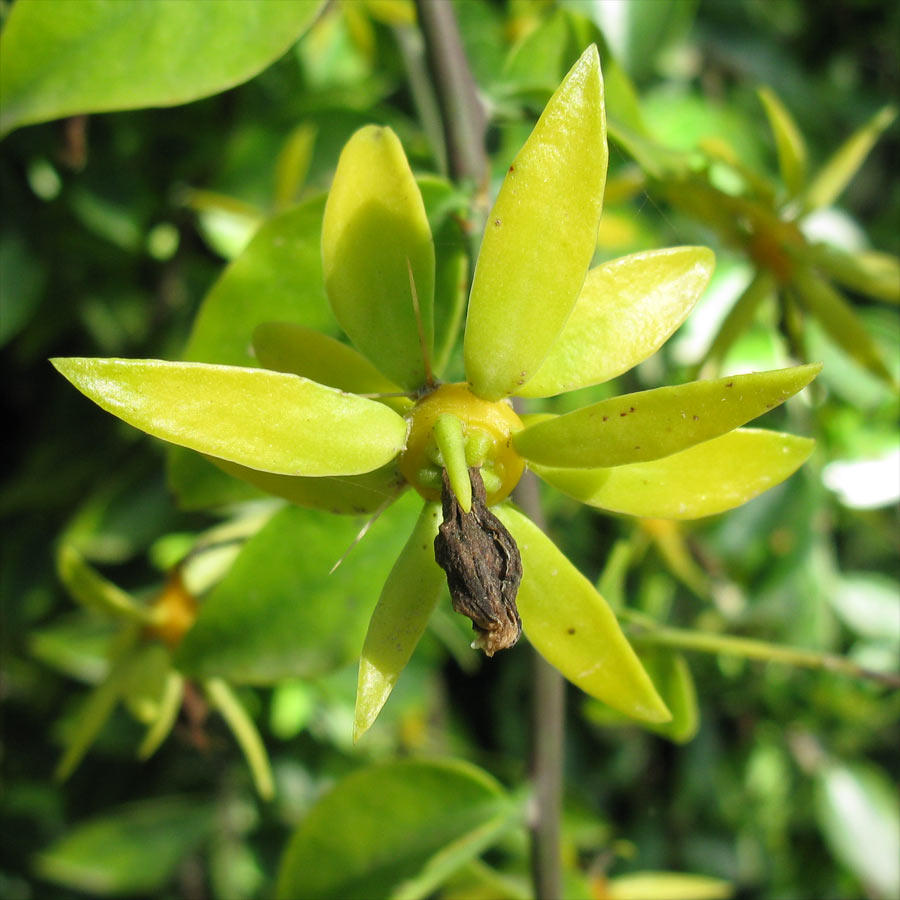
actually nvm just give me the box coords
[1,1,898,899]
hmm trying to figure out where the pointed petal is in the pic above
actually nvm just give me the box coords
[519,247,714,398]
[790,267,895,385]
[809,244,900,305]
[513,364,821,468]
[210,458,405,515]
[57,543,155,625]
[757,86,808,196]
[803,105,897,213]
[137,670,184,760]
[464,45,607,400]
[204,678,275,801]
[354,504,444,740]
[52,358,408,477]
[253,322,404,397]
[494,505,669,723]
[532,429,815,519]
[322,126,434,389]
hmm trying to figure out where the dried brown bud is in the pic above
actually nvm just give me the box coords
[434,467,522,656]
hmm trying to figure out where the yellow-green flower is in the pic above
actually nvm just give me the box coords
[53,47,819,741]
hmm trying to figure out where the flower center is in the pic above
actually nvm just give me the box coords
[398,382,525,505]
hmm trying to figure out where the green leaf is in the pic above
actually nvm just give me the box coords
[121,643,171,725]
[253,322,405,400]
[494,506,670,723]
[34,797,214,897]
[803,105,897,213]
[808,243,900,304]
[175,494,420,683]
[57,544,155,625]
[815,762,900,900]
[322,125,434,390]
[355,504,444,741]
[514,365,821,468]
[169,195,334,508]
[464,45,607,400]
[275,759,514,900]
[519,247,715,398]
[790,266,895,385]
[605,871,732,900]
[183,196,335,367]
[0,0,322,137]
[210,457,406,516]
[532,429,814,519]
[757,86,807,196]
[52,358,408,477]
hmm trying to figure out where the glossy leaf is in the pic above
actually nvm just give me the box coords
[175,495,420,683]
[757,86,807,196]
[52,358,408,477]
[519,247,715,398]
[34,797,214,897]
[253,322,404,397]
[57,544,155,625]
[184,196,334,366]
[355,504,444,741]
[791,266,894,384]
[210,457,406,516]
[808,243,900,304]
[514,365,820,468]
[464,45,607,400]
[494,506,670,723]
[803,105,897,213]
[169,196,334,506]
[275,759,514,900]
[0,0,322,137]
[532,429,814,519]
[322,125,434,389]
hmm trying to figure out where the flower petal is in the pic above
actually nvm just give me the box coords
[464,45,607,400]
[322,125,434,389]
[52,358,408,476]
[209,458,406,515]
[513,364,821,468]
[519,247,715,398]
[532,429,815,519]
[757,86,808,197]
[252,322,405,400]
[494,505,670,723]
[355,504,444,741]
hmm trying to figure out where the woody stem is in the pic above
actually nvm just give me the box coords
[513,403,564,900]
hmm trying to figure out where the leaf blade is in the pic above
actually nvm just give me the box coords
[0,0,322,136]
